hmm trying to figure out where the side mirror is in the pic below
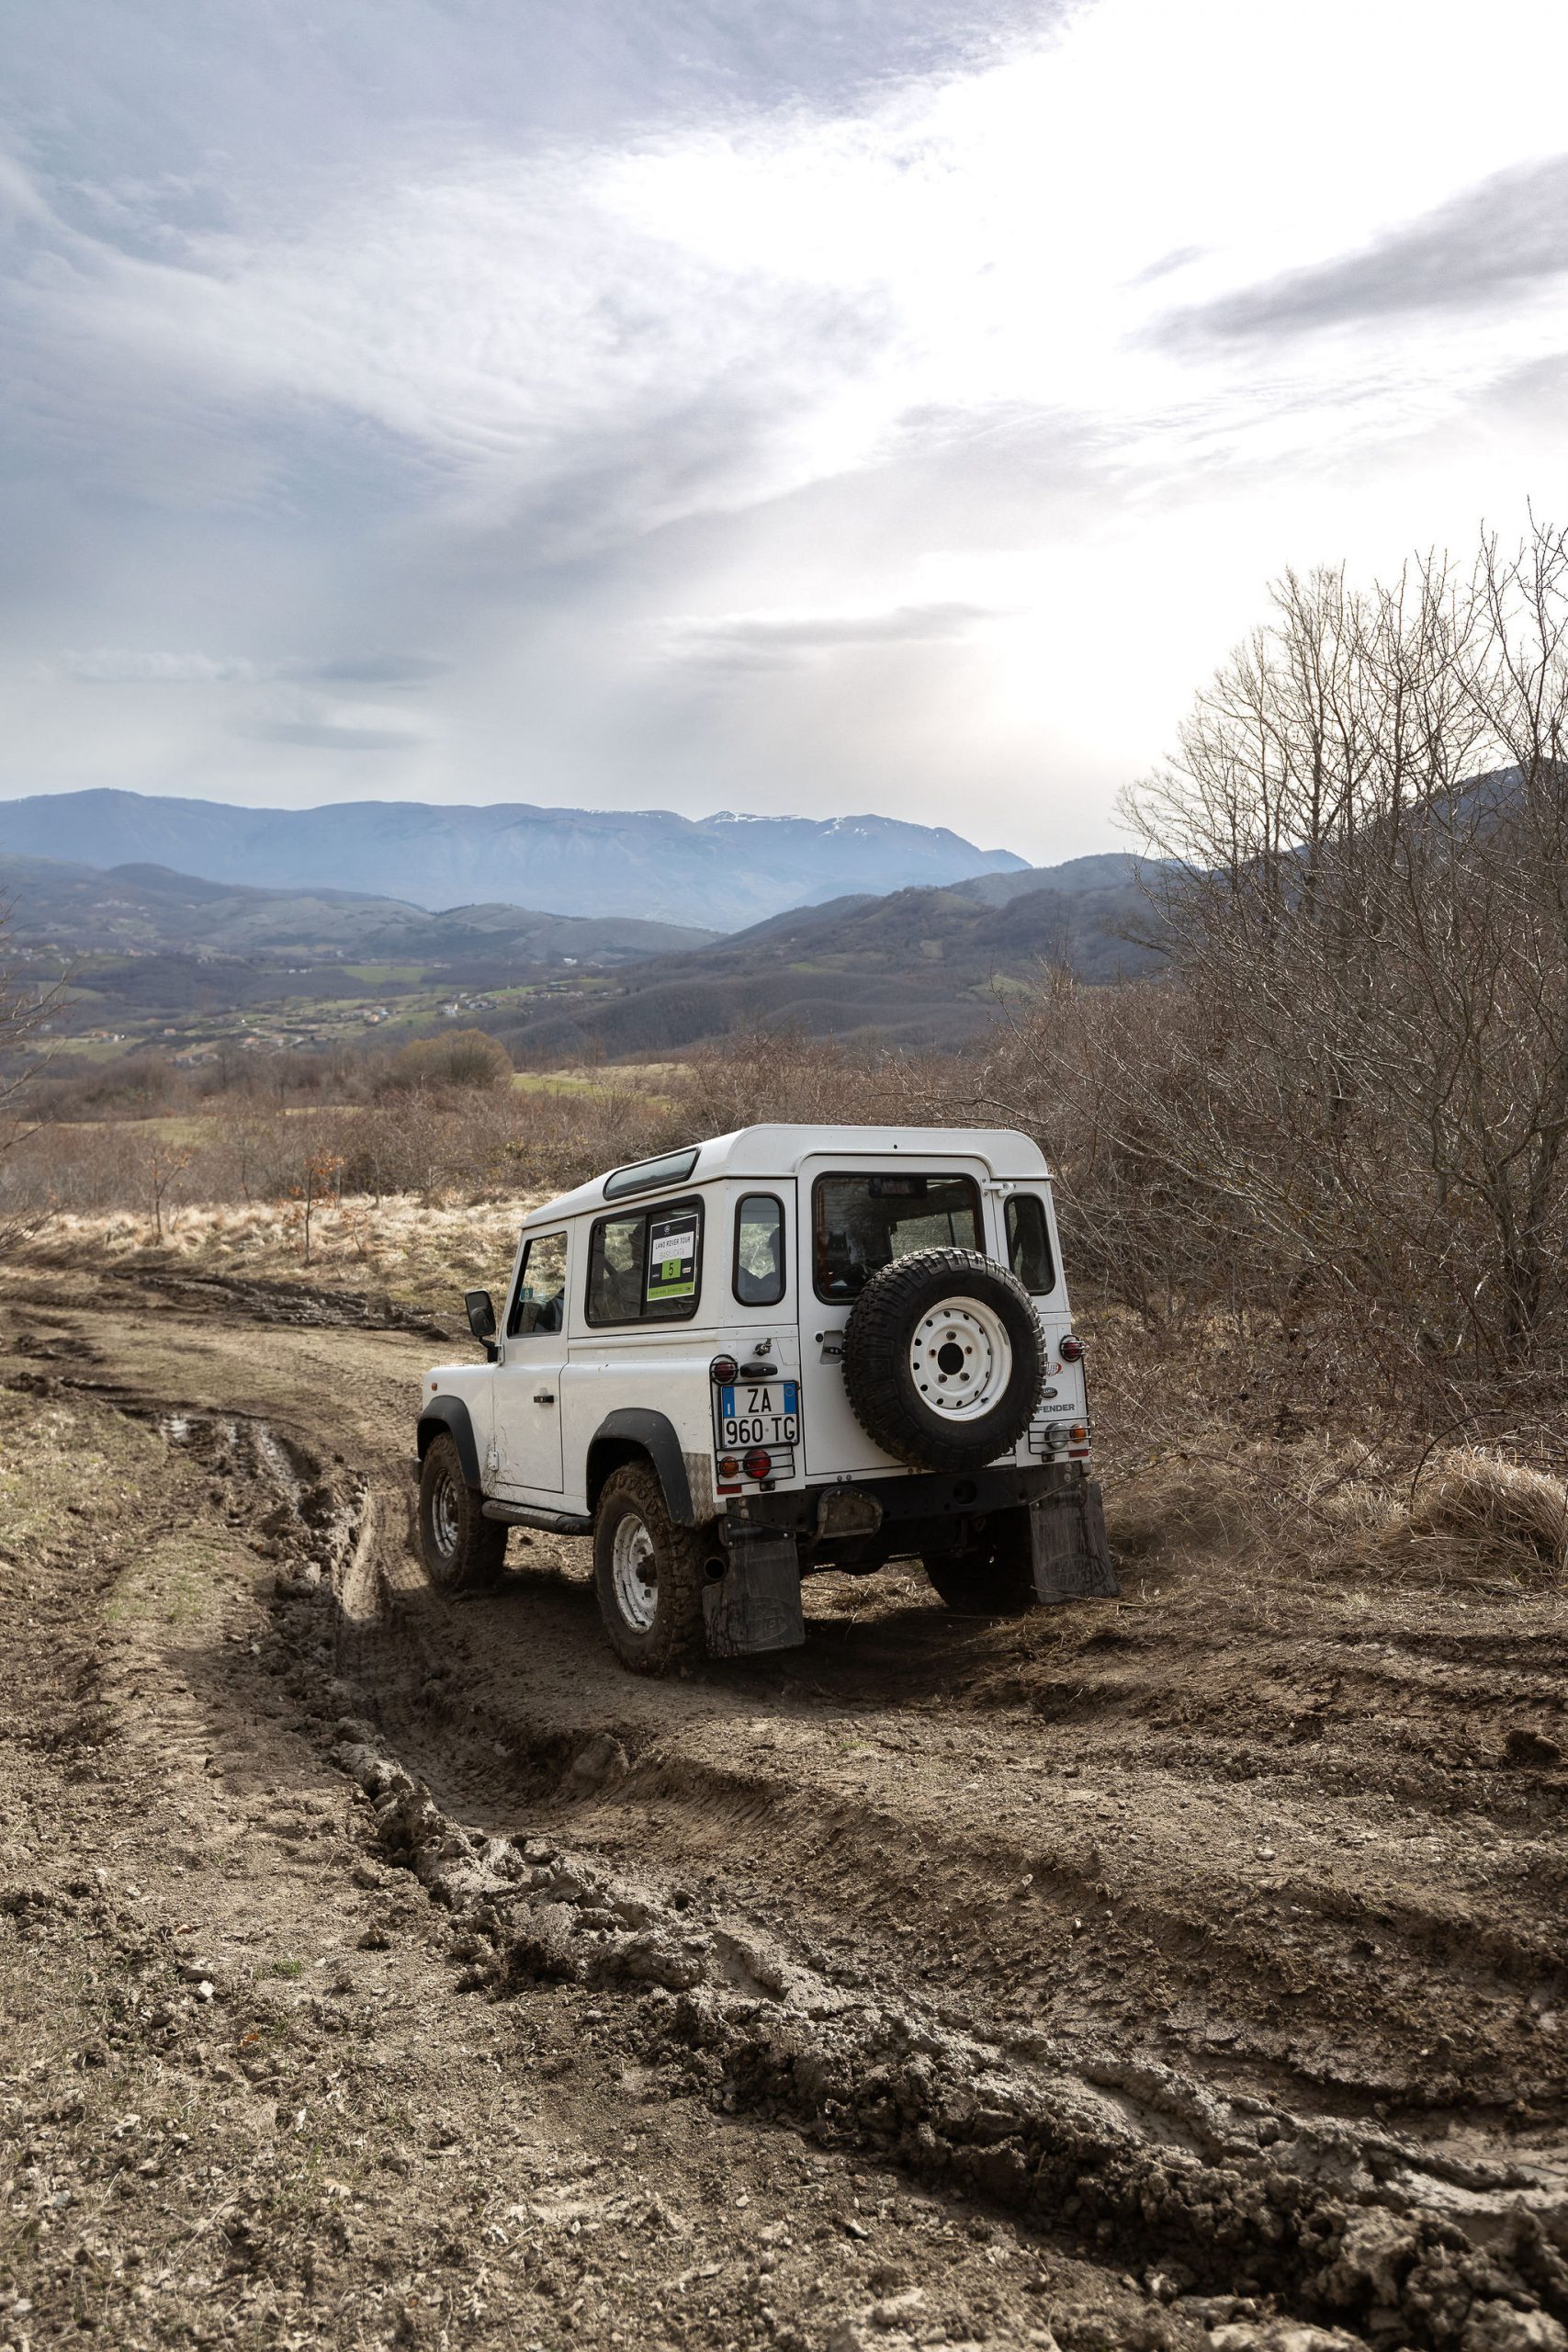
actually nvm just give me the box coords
[465,1289,497,1343]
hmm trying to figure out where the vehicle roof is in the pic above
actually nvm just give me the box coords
[521,1123,1052,1228]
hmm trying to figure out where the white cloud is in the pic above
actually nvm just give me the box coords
[662,599,991,667]
[52,648,443,686]
[54,650,267,684]
[23,0,1568,532]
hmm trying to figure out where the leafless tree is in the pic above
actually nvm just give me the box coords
[145,1142,194,1243]
[1096,520,1568,1371]
[282,1147,347,1266]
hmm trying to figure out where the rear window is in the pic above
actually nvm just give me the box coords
[586,1194,704,1325]
[812,1171,981,1303]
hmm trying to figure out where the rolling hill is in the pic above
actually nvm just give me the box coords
[0,854,717,965]
[0,790,1027,930]
[494,854,1160,1057]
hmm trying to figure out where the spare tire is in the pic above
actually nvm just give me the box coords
[841,1247,1045,1475]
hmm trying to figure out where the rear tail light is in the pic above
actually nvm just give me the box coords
[742,1447,773,1481]
[717,1454,741,1481]
[710,1354,739,1385]
[1058,1334,1083,1363]
[1069,1423,1088,1444]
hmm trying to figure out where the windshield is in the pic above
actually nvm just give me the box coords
[812,1170,982,1301]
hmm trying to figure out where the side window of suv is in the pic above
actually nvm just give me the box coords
[734,1194,785,1306]
[1005,1194,1055,1295]
[586,1196,704,1325]
[508,1230,569,1336]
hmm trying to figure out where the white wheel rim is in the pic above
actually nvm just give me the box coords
[432,1468,461,1555]
[611,1511,659,1632]
[908,1295,1013,1420]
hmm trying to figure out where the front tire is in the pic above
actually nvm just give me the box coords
[418,1432,507,1591]
[592,1464,706,1675]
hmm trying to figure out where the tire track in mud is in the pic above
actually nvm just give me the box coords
[14,1267,1568,2347]
[25,1302,1568,2134]
[125,1393,1567,2352]
[330,1716,1568,2352]
[356,1558,1568,2134]
[11,1259,457,1341]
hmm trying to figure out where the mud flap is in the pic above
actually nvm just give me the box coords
[703,1526,806,1657]
[1030,1479,1119,1605]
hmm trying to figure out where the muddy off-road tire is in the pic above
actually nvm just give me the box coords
[842,1248,1045,1475]
[592,1463,707,1676]
[922,1508,1035,1614]
[418,1432,508,1592]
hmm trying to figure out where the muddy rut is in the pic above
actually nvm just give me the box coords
[2,1262,1564,2352]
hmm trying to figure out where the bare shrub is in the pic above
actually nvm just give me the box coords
[378,1028,513,1091]
[0,911,62,1250]
[145,1141,195,1243]
[1,1058,680,1227]
[280,1147,346,1265]
[675,1028,944,1136]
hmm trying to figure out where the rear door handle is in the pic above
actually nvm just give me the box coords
[533,1390,557,1405]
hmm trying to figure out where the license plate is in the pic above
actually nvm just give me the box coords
[717,1381,799,1449]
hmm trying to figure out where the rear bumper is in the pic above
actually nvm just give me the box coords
[728,1459,1077,1540]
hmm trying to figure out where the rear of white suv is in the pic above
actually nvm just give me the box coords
[414,1125,1114,1675]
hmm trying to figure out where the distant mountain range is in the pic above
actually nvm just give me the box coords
[0,789,1027,931]
[0,853,716,966]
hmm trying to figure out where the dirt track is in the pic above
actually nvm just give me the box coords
[1,1264,1564,2351]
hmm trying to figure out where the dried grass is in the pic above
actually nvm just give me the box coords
[15,1194,547,1311]
[1386,1447,1568,1583]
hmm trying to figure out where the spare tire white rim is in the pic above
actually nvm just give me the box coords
[612,1511,659,1631]
[908,1295,1013,1419]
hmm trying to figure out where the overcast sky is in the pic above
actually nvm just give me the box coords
[5,0,1568,864]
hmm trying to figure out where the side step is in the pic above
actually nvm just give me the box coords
[481,1499,593,1536]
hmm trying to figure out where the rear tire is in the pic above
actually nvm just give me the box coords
[592,1463,706,1676]
[922,1507,1034,1614]
[418,1432,507,1591]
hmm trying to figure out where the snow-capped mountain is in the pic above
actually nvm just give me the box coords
[0,791,1027,929]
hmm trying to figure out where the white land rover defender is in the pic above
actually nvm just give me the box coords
[415,1125,1115,1673]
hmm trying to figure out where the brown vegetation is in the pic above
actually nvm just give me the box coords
[0,909,60,1248]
